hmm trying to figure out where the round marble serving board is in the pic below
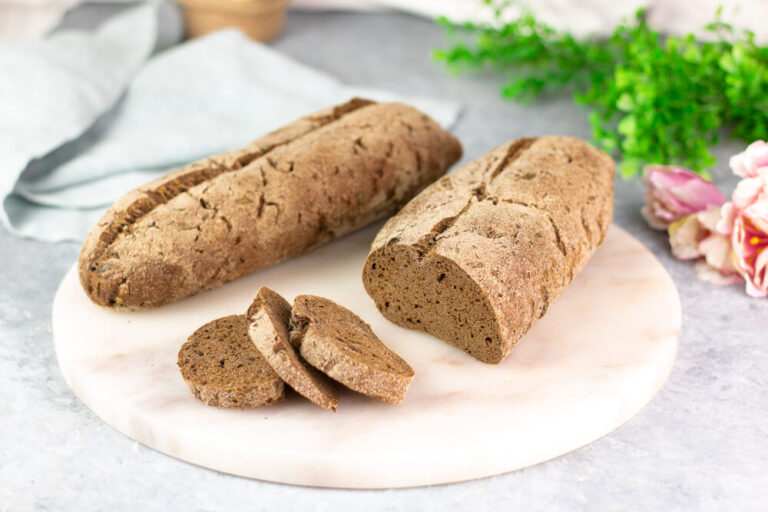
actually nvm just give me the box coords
[53,224,680,489]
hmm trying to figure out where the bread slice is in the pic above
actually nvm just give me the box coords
[247,287,339,411]
[178,314,284,408]
[289,295,414,404]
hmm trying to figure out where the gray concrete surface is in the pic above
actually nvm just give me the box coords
[1,5,766,511]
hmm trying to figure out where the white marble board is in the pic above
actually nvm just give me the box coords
[52,224,680,489]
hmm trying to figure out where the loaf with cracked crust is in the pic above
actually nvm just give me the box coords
[79,98,462,310]
[362,136,614,364]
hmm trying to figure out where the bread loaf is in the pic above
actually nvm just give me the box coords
[290,295,415,404]
[80,98,462,310]
[362,136,614,364]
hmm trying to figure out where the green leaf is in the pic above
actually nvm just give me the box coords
[616,93,635,111]
[617,115,637,137]
[433,1,768,178]
[618,158,642,179]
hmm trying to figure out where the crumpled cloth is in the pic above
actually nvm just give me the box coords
[0,4,460,242]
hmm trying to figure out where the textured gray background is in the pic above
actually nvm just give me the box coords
[1,5,766,511]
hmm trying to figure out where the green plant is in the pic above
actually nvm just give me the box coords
[434,2,768,178]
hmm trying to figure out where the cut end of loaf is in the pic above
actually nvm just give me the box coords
[362,245,506,364]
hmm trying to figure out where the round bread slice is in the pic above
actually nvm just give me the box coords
[289,295,415,404]
[178,314,284,408]
[247,287,339,411]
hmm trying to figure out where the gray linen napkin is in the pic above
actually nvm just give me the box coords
[0,2,161,240]
[0,5,460,242]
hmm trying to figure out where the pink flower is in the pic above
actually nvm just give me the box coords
[668,214,706,260]
[668,206,742,285]
[732,202,768,297]
[718,169,768,235]
[642,165,727,230]
[729,140,768,178]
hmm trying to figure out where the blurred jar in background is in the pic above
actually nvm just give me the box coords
[175,0,289,42]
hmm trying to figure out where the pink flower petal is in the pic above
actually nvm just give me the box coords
[745,280,768,298]
[696,205,723,231]
[745,141,768,174]
[670,179,726,211]
[753,246,768,292]
[641,165,726,229]
[731,200,768,297]
[694,260,744,285]
[730,140,768,178]
[717,202,737,235]
[641,204,669,230]
[732,175,768,209]
[730,152,750,178]
[699,234,735,273]
[668,215,705,260]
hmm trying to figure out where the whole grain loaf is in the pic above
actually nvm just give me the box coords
[362,136,614,364]
[79,98,462,310]
[290,295,415,404]
[247,287,338,410]
[178,314,285,408]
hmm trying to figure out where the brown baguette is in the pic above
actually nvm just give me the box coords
[362,136,614,364]
[79,98,462,310]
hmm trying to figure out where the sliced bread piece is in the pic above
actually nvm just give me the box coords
[247,287,339,411]
[290,295,414,404]
[178,314,284,408]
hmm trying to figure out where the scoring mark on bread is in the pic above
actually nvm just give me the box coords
[86,98,375,278]
[489,136,536,181]
[412,138,544,261]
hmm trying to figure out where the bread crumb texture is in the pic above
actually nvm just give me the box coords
[247,287,339,411]
[178,314,284,408]
[290,295,415,404]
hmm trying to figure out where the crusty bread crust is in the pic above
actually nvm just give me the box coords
[363,136,614,364]
[178,315,285,408]
[80,98,462,310]
[247,287,339,411]
[290,295,414,404]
